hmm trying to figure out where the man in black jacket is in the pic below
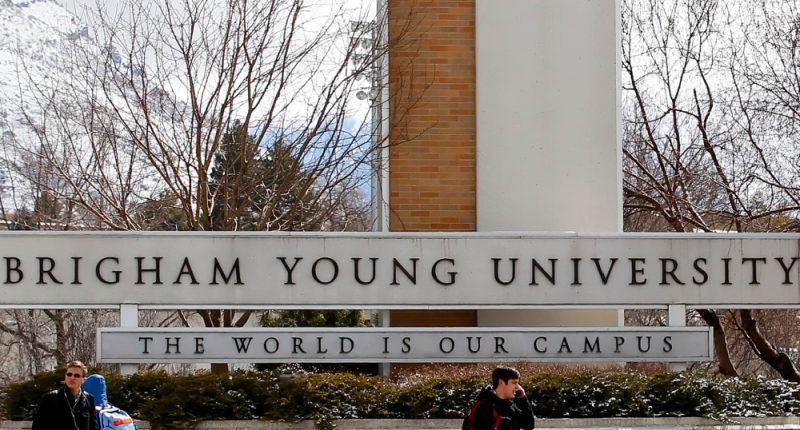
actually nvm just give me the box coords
[32,360,97,430]
[463,366,536,430]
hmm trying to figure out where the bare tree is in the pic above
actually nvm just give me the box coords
[0,309,118,374]
[5,0,422,373]
[623,0,800,380]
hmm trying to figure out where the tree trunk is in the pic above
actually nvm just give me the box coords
[697,309,738,377]
[739,310,800,382]
[210,363,229,374]
[44,309,69,365]
[200,309,231,374]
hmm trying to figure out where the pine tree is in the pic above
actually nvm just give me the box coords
[209,121,320,231]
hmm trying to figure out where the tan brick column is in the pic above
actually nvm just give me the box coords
[388,0,476,327]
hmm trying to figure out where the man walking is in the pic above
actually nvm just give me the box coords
[463,366,536,430]
[32,360,97,430]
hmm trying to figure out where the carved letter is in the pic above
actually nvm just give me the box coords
[533,337,547,353]
[558,337,572,353]
[776,258,799,285]
[312,257,339,285]
[233,337,253,353]
[352,258,378,285]
[614,336,624,353]
[71,257,82,285]
[4,257,22,284]
[629,258,646,285]
[742,258,767,285]
[174,258,199,284]
[662,336,673,353]
[583,337,601,353]
[135,257,163,285]
[492,258,516,285]
[722,258,732,285]
[637,336,652,353]
[165,337,181,354]
[495,337,508,354]
[571,258,582,285]
[467,336,482,353]
[96,257,121,284]
[277,257,302,285]
[340,337,354,353]
[263,337,279,353]
[439,337,455,353]
[530,259,557,285]
[432,258,457,285]
[391,258,419,285]
[592,258,617,285]
[659,258,685,285]
[401,337,411,353]
[139,337,153,354]
[292,337,306,353]
[692,258,708,285]
[212,258,243,285]
[37,257,62,285]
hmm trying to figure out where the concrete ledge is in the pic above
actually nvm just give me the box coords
[4,418,800,429]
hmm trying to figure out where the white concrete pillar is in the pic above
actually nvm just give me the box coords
[475,0,622,326]
[668,304,688,371]
[119,304,139,375]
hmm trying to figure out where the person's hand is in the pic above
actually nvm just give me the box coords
[514,386,526,398]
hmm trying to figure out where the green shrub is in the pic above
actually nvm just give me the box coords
[2,368,64,420]
[5,368,800,430]
[526,372,647,418]
[268,373,397,430]
[105,371,173,418]
[135,371,279,429]
[528,373,601,417]
[643,373,724,417]
[392,376,483,419]
[719,377,800,418]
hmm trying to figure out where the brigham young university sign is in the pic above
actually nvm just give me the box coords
[5,231,798,364]
[1,231,799,308]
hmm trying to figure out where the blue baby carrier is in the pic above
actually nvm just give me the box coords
[82,374,137,430]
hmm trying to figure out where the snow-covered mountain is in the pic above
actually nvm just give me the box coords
[0,0,86,124]
[0,0,87,202]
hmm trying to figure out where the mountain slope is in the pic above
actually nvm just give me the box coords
[0,0,85,203]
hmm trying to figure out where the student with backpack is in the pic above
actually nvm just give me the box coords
[31,360,97,430]
[462,366,536,430]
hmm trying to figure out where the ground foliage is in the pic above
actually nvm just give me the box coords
[4,367,800,429]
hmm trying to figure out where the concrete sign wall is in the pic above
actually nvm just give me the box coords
[97,327,713,363]
[1,232,800,308]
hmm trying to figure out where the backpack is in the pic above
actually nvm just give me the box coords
[82,374,137,430]
[462,400,503,430]
[96,405,136,430]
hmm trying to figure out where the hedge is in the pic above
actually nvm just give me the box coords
[4,368,800,430]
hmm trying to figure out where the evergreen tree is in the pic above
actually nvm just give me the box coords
[257,309,376,374]
[209,121,320,231]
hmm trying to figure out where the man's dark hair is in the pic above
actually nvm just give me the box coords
[491,366,520,388]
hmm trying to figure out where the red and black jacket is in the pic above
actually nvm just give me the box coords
[463,385,535,430]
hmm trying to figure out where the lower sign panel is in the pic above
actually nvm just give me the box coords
[97,327,713,363]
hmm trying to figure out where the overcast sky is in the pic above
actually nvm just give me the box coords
[59,0,115,17]
[58,0,375,21]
